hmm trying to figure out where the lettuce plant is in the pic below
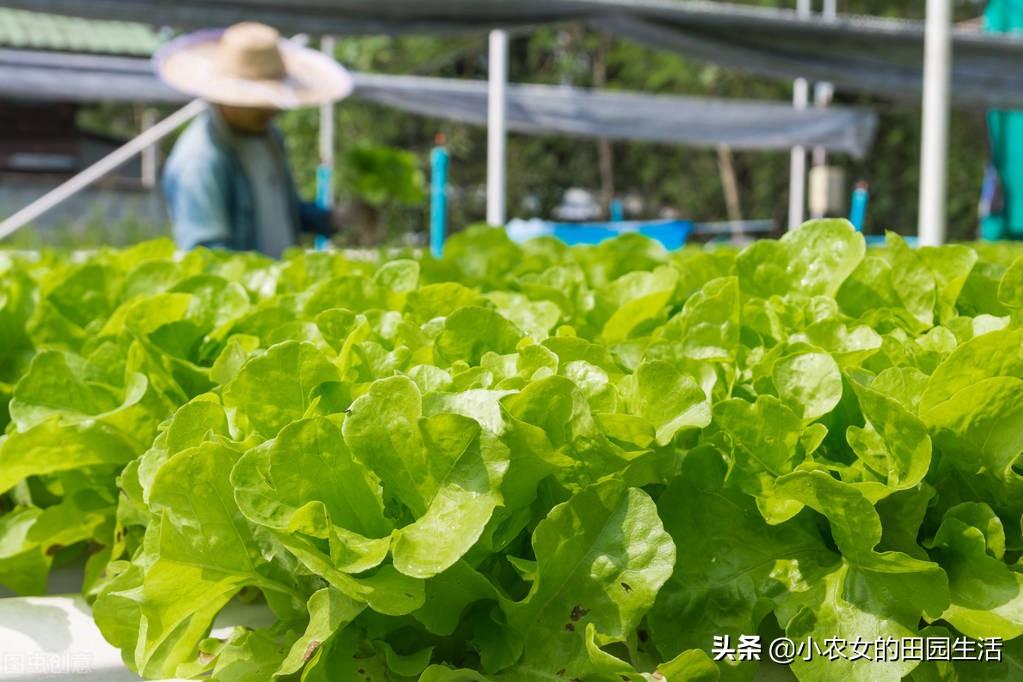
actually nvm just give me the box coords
[2,221,1023,680]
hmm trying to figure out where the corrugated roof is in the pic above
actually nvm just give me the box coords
[0,8,163,56]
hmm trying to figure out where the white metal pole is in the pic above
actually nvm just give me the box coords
[319,36,337,208]
[487,29,509,226]
[0,99,206,241]
[918,0,952,246]
[812,0,837,170]
[788,0,812,230]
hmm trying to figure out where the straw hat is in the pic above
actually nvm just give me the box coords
[154,23,354,109]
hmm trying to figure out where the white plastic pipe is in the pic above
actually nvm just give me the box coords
[140,108,159,190]
[787,0,812,230]
[487,29,509,227]
[0,99,206,241]
[918,0,952,246]
[812,0,837,171]
[319,36,337,207]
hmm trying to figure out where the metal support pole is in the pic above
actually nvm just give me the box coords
[788,0,812,230]
[919,0,952,246]
[487,29,509,227]
[812,0,837,170]
[0,99,206,241]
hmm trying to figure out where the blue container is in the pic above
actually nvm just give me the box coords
[513,220,693,250]
[864,235,918,248]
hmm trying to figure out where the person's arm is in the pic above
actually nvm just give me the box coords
[298,201,334,236]
[271,128,337,238]
[163,153,233,250]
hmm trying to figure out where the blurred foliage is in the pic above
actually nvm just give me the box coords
[71,0,992,245]
[273,0,991,244]
[336,144,428,246]
[341,145,427,207]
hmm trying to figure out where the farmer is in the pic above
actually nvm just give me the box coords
[154,22,353,256]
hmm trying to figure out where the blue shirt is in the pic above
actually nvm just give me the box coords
[234,133,297,258]
[162,108,331,253]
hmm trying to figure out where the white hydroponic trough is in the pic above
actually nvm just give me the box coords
[0,595,142,682]
[0,576,269,682]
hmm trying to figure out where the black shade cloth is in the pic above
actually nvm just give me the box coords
[4,0,1023,108]
[0,49,878,156]
[353,72,878,156]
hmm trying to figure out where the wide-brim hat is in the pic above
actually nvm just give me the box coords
[154,23,354,109]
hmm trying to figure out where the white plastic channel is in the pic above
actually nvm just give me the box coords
[0,595,140,682]
[0,591,272,682]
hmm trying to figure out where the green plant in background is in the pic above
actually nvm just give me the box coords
[342,145,428,208]
[339,144,427,245]
[2,221,1023,680]
[0,213,171,250]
